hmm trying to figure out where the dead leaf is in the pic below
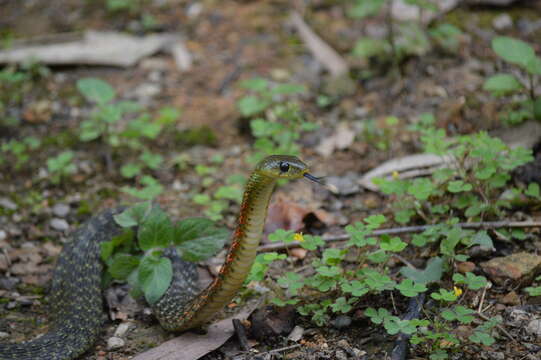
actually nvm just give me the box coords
[131,301,260,360]
[359,153,453,192]
[315,123,355,157]
[0,31,186,68]
[289,11,349,77]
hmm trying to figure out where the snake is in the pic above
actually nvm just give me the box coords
[0,155,320,360]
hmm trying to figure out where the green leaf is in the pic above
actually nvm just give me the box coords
[396,279,427,297]
[241,77,268,92]
[140,151,164,170]
[120,163,142,178]
[526,56,541,75]
[77,77,115,104]
[352,37,389,58]
[137,207,174,250]
[364,214,387,230]
[175,218,229,262]
[447,180,472,193]
[400,257,444,284]
[483,74,523,96]
[526,183,541,198]
[277,272,304,295]
[472,231,494,250]
[300,235,325,251]
[114,201,152,227]
[535,97,541,121]
[348,0,385,18]
[525,286,541,296]
[492,36,536,68]
[109,254,140,280]
[100,241,114,262]
[270,83,306,96]
[407,178,436,200]
[341,280,369,297]
[138,255,173,304]
[238,95,270,117]
[380,236,407,252]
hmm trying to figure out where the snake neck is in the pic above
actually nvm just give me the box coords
[159,171,277,331]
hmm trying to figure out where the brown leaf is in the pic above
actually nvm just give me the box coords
[315,123,355,157]
[131,301,260,360]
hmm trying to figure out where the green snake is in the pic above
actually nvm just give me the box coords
[0,155,319,360]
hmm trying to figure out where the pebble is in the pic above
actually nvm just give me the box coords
[0,331,8,339]
[287,325,304,342]
[486,352,505,360]
[526,319,541,337]
[0,277,20,290]
[0,198,17,211]
[331,315,352,329]
[6,301,17,310]
[106,336,125,350]
[334,349,348,360]
[50,218,69,231]
[114,322,132,337]
[492,14,513,30]
[0,230,6,241]
[52,203,70,218]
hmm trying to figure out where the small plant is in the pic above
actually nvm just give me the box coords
[350,0,461,67]
[248,120,534,357]
[483,36,541,125]
[102,202,229,303]
[47,151,77,184]
[236,77,318,163]
[0,136,41,169]
[77,77,181,198]
[0,64,49,127]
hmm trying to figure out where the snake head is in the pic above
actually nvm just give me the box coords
[256,155,322,183]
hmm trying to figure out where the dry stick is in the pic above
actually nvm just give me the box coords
[232,319,250,351]
[258,220,541,252]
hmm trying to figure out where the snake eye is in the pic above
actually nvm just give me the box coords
[279,161,290,173]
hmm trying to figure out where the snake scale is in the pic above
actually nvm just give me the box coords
[0,155,319,360]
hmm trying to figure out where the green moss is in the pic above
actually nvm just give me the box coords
[175,126,218,147]
[42,130,79,148]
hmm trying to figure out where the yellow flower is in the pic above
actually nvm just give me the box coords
[453,286,463,297]
[392,171,400,179]
[293,233,304,242]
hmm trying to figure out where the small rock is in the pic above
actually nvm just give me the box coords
[290,248,307,259]
[6,301,17,310]
[337,339,350,348]
[52,203,70,218]
[0,198,17,211]
[287,325,304,342]
[493,14,513,30]
[325,174,360,196]
[0,277,20,290]
[501,291,521,305]
[250,306,296,342]
[114,322,132,337]
[106,336,125,350]
[457,261,476,274]
[486,352,505,360]
[50,218,69,231]
[334,349,348,360]
[331,315,352,329]
[0,331,9,339]
[480,252,541,285]
[526,319,541,337]
[0,230,6,241]
[0,254,8,271]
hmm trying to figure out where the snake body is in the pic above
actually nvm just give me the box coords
[0,155,314,360]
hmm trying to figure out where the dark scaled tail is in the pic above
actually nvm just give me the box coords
[0,209,123,360]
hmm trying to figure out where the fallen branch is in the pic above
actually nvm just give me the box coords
[258,220,541,252]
